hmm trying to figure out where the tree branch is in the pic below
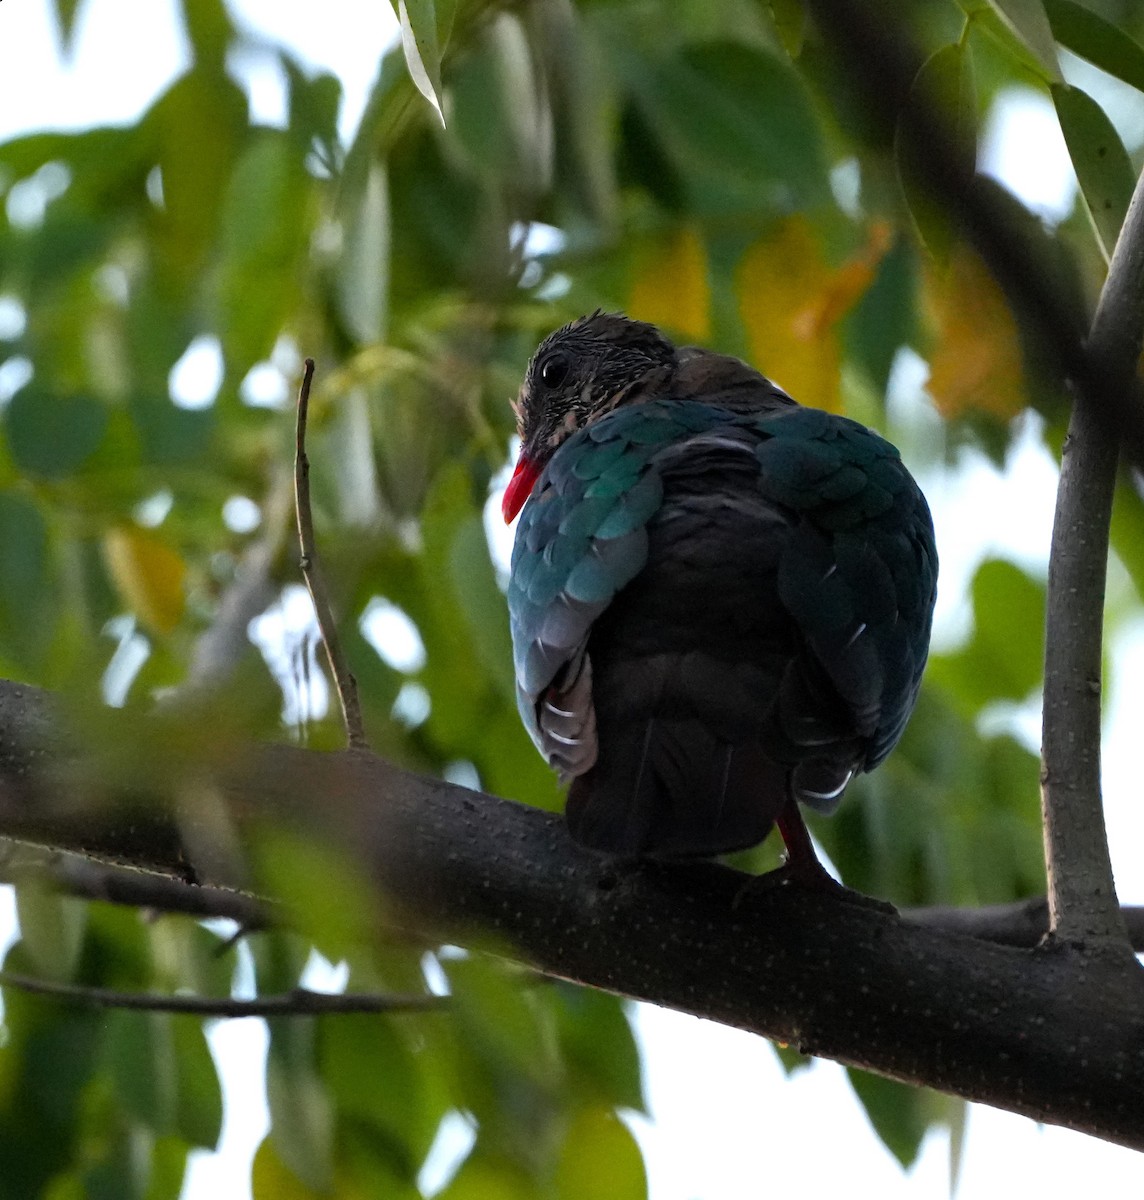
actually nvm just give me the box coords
[0,681,1141,1149]
[799,0,1144,954]
[0,971,444,1018]
[1041,166,1144,947]
[294,359,369,750]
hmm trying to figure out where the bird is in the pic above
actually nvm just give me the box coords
[502,312,937,883]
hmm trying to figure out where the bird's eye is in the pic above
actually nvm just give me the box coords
[539,353,570,389]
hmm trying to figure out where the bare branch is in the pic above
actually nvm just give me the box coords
[1040,168,1144,947]
[0,970,444,1018]
[294,359,369,751]
[903,897,1144,949]
[0,684,1140,1148]
[0,846,273,929]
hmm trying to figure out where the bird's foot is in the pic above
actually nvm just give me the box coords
[733,797,898,914]
[732,862,896,914]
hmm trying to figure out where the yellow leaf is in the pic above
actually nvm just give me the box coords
[738,218,889,412]
[628,226,710,342]
[925,247,1027,419]
[103,525,187,634]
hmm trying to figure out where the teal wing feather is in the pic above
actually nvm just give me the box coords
[752,407,937,775]
[509,403,709,763]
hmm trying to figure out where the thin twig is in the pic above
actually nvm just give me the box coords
[294,359,369,751]
[1040,167,1144,949]
[0,970,445,1017]
[0,849,273,930]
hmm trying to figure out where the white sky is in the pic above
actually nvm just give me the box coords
[1,1,1143,1196]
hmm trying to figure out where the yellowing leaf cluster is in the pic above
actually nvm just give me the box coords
[103,526,188,635]
[925,247,1027,420]
[628,226,711,342]
[739,217,890,413]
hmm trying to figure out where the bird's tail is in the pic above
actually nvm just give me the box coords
[565,717,789,858]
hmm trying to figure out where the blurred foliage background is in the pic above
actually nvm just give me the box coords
[1,0,1143,1195]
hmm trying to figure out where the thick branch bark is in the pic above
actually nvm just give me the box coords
[1041,167,1144,946]
[0,683,1141,1149]
[1041,171,1144,945]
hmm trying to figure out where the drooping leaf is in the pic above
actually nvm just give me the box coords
[1052,82,1135,261]
[924,246,1027,419]
[336,161,391,346]
[552,986,645,1113]
[1044,0,1144,92]
[989,0,1062,80]
[554,1108,647,1200]
[177,0,233,69]
[847,1069,929,1168]
[628,226,710,342]
[51,0,84,53]
[105,1011,221,1150]
[739,217,888,412]
[765,0,806,58]
[266,1020,336,1194]
[398,0,446,125]
[103,526,187,635]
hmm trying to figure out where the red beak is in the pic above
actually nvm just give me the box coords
[502,453,542,522]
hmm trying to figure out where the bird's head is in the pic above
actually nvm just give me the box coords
[502,312,677,521]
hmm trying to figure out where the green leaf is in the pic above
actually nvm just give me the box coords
[14,887,86,982]
[266,1020,335,1193]
[555,1109,647,1200]
[398,0,446,125]
[989,0,1062,80]
[146,70,248,286]
[215,132,311,374]
[897,43,977,264]
[171,1017,224,1149]
[51,0,84,53]
[320,1015,435,1167]
[765,0,806,58]
[252,1137,327,1200]
[846,1069,928,1167]
[5,388,108,479]
[553,986,645,1113]
[105,1011,221,1149]
[336,161,390,345]
[927,559,1046,712]
[178,0,234,69]
[1052,83,1135,261]
[438,1153,537,1200]
[631,41,830,214]
[1044,0,1144,92]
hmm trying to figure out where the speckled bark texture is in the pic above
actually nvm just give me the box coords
[0,682,1141,1148]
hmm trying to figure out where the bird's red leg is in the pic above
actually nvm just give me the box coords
[732,796,896,914]
[775,797,839,889]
